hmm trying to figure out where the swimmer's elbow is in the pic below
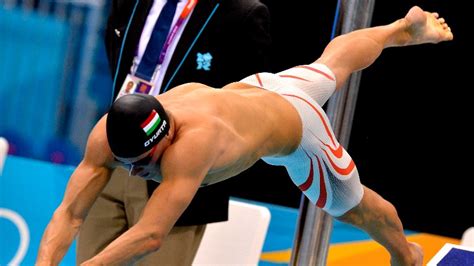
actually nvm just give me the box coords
[53,206,83,229]
[145,230,164,252]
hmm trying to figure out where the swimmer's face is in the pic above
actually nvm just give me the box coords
[127,145,161,180]
[116,137,169,182]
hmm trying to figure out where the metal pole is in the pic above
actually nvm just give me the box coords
[290,0,375,265]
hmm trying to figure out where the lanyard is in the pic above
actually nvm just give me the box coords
[135,0,198,82]
[158,0,198,65]
[119,0,214,99]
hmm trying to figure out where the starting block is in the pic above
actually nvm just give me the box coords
[428,243,474,266]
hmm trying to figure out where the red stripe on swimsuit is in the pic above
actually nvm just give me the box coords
[294,65,335,81]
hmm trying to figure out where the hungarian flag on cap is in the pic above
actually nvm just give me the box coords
[141,110,161,136]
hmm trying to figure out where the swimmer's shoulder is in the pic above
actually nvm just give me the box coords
[166,82,215,94]
[83,116,116,169]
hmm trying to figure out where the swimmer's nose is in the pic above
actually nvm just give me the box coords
[129,166,147,177]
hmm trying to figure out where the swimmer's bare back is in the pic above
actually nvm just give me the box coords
[155,82,302,184]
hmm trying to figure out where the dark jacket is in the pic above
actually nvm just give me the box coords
[105,0,271,225]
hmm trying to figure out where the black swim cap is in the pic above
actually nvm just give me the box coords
[106,94,170,160]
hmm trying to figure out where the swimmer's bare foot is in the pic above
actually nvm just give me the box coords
[390,242,424,266]
[403,6,453,45]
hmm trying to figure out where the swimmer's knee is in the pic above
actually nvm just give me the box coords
[335,187,398,226]
[334,204,365,227]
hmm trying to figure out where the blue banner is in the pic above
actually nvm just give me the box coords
[0,156,76,265]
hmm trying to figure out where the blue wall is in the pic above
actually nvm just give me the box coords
[0,8,69,158]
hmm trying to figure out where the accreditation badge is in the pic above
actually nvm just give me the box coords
[136,81,153,94]
[117,74,154,99]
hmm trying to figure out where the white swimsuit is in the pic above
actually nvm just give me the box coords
[240,63,363,217]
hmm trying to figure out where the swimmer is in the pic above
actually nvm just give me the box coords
[37,6,452,266]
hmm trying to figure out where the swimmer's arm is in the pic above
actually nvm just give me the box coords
[83,130,216,265]
[37,118,113,265]
[82,174,203,265]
